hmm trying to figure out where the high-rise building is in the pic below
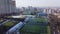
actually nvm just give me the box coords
[0,0,16,16]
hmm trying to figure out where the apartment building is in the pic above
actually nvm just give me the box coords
[0,0,16,16]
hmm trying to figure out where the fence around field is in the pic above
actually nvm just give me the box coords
[20,17,50,34]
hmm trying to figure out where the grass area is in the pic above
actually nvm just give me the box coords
[47,26,51,34]
[0,20,19,32]
[4,21,14,27]
[0,21,15,31]
[4,20,19,27]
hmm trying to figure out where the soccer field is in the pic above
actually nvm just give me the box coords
[20,17,50,34]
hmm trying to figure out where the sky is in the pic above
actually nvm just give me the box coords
[16,0,60,8]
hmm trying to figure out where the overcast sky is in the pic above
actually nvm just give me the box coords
[16,0,60,8]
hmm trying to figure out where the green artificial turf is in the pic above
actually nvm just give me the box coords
[31,17,47,22]
[20,17,50,34]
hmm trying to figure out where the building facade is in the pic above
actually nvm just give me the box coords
[0,0,16,16]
